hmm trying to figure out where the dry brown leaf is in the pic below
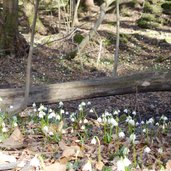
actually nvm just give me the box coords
[61,145,82,158]
[166,160,171,171]
[59,140,67,150]
[0,127,26,149]
[95,161,104,171]
[44,162,66,171]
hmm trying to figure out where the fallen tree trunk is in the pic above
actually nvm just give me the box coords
[0,71,171,112]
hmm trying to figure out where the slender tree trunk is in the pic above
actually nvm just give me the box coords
[113,0,120,77]
[0,0,18,55]
[72,0,81,27]
[23,0,39,109]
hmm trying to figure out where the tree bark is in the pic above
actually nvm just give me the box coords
[23,0,47,35]
[0,71,170,113]
[0,0,18,55]
[113,0,120,77]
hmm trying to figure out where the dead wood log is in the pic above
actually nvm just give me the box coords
[0,71,170,113]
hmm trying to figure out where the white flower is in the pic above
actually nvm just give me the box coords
[136,122,139,126]
[32,103,36,108]
[43,126,49,133]
[109,118,118,127]
[89,109,94,113]
[141,121,145,124]
[56,114,61,120]
[34,108,37,112]
[132,111,136,115]
[13,122,18,127]
[130,133,136,143]
[160,115,168,121]
[65,111,69,115]
[123,147,130,156]
[0,97,3,101]
[82,160,92,171]
[146,118,154,124]
[87,101,91,105]
[104,111,111,117]
[126,116,132,123]
[60,109,65,114]
[97,117,102,123]
[156,122,159,126]
[30,156,40,168]
[143,128,146,133]
[113,110,119,115]
[38,111,46,118]
[2,127,8,133]
[124,109,128,113]
[83,119,88,124]
[119,132,125,139]
[81,125,85,130]
[48,112,56,119]
[128,119,135,126]
[91,137,96,145]
[1,122,5,127]
[49,108,52,113]
[144,146,151,153]
[10,105,13,109]
[81,102,86,106]
[49,131,54,136]
[71,118,75,122]
[38,104,46,111]
[158,148,163,154]
[117,157,131,171]
[59,101,64,107]
[78,105,83,111]
[123,157,131,167]
[79,120,83,124]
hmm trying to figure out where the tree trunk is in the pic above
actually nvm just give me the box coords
[0,0,18,55]
[0,71,170,113]
[23,0,47,35]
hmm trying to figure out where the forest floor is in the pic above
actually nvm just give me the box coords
[0,4,171,171]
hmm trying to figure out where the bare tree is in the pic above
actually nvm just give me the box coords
[24,0,39,109]
[113,0,120,77]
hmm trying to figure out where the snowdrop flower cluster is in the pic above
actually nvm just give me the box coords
[99,111,118,127]
[37,104,47,119]
[78,102,86,111]
[70,112,76,122]
[126,116,135,126]
[42,126,54,136]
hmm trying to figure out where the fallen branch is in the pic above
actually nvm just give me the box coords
[0,71,170,113]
